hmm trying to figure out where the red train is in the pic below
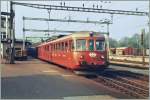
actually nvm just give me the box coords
[37,31,108,70]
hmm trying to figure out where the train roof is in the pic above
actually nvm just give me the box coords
[37,31,106,47]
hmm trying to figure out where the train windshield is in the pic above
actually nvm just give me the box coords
[89,39,94,51]
[76,39,86,51]
[96,40,105,51]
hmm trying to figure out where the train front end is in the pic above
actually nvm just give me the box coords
[73,32,108,70]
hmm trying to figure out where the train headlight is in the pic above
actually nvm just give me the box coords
[100,55,104,59]
[80,55,84,59]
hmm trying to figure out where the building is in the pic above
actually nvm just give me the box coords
[1,39,31,59]
[1,13,12,58]
[1,15,10,40]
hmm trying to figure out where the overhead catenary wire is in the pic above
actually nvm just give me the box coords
[12,2,148,16]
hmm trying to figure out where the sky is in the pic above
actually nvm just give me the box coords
[1,1,149,41]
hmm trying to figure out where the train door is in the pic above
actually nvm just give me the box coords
[67,39,75,68]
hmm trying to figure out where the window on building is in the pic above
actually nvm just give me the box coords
[1,20,5,28]
[1,32,6,39]
[3,34,6,39]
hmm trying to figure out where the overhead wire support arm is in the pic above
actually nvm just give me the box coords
[26,37,49,38]
[12,2,148,16]
[23,28,108,34]
[23,17,112,24]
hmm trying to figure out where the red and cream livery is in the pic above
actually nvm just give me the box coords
[37,31,108,70]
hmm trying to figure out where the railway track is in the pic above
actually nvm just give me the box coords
[94,75,148,98]
[78,68,149,99]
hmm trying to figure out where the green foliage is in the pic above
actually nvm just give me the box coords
[109,32,149,49]
[109,38,118,48]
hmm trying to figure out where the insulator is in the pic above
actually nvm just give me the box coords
[100,5,102,9]
[64,2,65,6]
[93,4,95,8]
[83,3,84,7]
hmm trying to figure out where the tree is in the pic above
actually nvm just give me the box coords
[109,38,118,48]
[118,37,129,47]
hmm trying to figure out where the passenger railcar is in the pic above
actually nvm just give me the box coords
[37,31,108,70]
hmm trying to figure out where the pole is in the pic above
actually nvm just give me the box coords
[0,0,2,63]
[6,1,8,38]
[10,1,15,64]
[47,9,51,37]
[23,16,25,50]
[107,23,110,64]
[141,29,145,67]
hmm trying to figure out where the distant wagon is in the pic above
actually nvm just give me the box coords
[116,47,134,55]
[110,48,116,55]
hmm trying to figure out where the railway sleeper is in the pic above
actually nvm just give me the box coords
[105,77,148,96]
[116,76,149,91]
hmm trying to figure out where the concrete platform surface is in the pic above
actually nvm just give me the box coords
[1,58,132,99]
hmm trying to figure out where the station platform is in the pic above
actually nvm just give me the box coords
[1,58,132,99]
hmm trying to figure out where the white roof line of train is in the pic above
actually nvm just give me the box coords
[37,31,105,47]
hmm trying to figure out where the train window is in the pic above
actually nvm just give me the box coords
[47,45,49,51]
[65,42,68,51]
[72,41,74,50]
[51,44,53,51]
[56,43,58,51]
[68,40,73,51]
[45,46,46,51]
[76,39,86,51]
[53,44,55,51]
[57,43,59,51]
[61,42,64,51]
[49,45,51,51]
[96,40,105,51]
[52,44,54,51]
[55,44,56,51]
[89,39,94,51]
